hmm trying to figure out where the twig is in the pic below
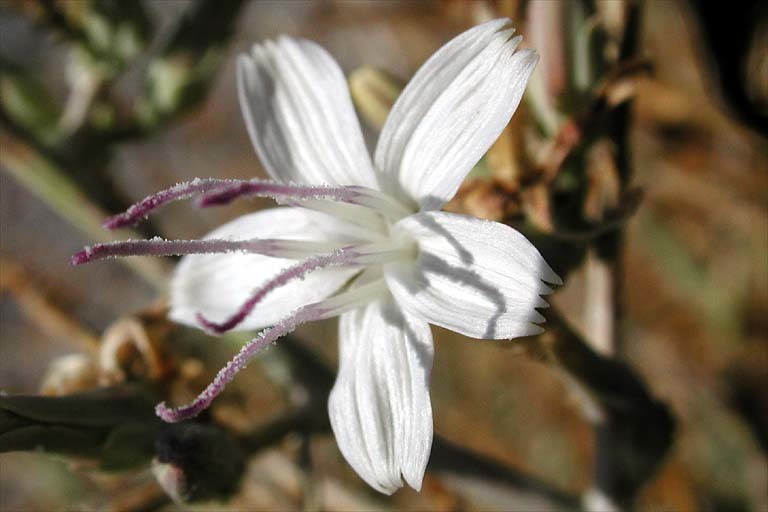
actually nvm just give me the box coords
[534,187,643,242]
[525,307,676,510]
[534,58,653,185]
[592,3,644,507]
[299,430,319,512]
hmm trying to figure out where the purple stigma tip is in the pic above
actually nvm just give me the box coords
[154,305,324,424]
[155,400,208,423]
[101,179,377,230]
[70,251,89,266]
[155,402,174,422]
[196,312,230,334]
[155,402,196,423]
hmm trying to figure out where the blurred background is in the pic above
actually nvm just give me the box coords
[0,1,766,510]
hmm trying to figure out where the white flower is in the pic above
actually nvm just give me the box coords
[73,18,561,494]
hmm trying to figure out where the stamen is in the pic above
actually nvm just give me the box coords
[156,279,388,423]
[196,181,359,209]
[156,303,325,422]
[103,179,239,229]
[105,178,413,231]
[103,179,364,230]
[70,237,341,266]
[199,182,412,221]
[196,246,360,334]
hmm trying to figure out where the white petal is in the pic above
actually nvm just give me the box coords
[374,18,538,211]
[169,207,360,330]
[329,299,434,494]
[238,36,378,188]
[385,212,561,339]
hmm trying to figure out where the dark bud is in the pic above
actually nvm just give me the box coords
[153,423,245,503]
